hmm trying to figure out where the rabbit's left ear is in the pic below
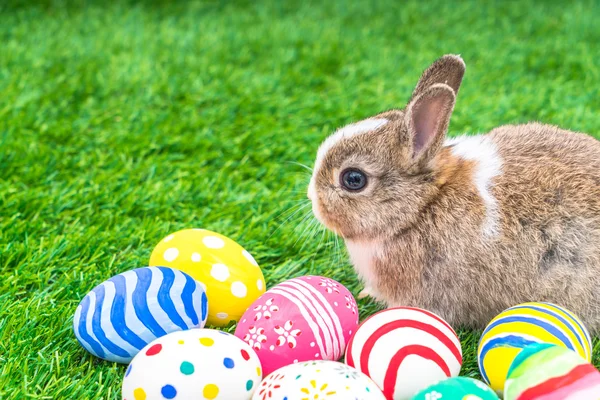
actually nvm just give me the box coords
[410,54,466,101]
[404,83,456,164]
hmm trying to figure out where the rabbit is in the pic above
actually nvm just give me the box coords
[307,54,600,332]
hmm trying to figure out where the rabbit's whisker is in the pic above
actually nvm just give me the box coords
[268,202,311,239]
[286,161,313,173]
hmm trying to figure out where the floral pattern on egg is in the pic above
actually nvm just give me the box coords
[252,360,386,400]
[235,276,359,376]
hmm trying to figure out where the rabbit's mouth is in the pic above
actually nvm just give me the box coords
[308,189,341,236]
[309,198,331,230]
[311,199,350,239]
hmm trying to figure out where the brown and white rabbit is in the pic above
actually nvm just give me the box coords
[307,54,600,332]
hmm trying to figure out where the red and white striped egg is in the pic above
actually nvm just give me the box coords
[234,276,359,376]
[345,307,462,400]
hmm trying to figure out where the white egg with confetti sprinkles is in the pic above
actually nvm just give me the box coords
[73,266,208,363]
[122,329,262,400]
[253,360,386,400]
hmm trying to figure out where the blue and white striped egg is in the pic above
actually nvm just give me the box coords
[73,266,208,363]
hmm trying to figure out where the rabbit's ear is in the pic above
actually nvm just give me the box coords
[404,83,456,164]
[410,55,465,101]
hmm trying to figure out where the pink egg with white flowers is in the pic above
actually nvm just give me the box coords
[234,275,359,376]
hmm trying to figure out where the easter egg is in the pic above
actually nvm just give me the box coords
[253,360,386,400]
[477,302,592,395]
[73,266,208,363]
[149,228,266,327]
[411,377,499,400]
[504,343,600,400]
[345,307,463,400]
[234,275,359,376]
[122,328,263,400]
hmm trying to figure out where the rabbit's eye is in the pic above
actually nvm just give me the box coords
[340,168,367,192]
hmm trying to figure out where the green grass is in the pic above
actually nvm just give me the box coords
[1,0,600,398]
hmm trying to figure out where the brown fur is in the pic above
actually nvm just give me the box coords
[309,55,600,332]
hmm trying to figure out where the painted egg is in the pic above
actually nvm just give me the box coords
[149,228,266,327]
[345,307,463,400]
[477,302,592,395]
[234,275,359,376]
[504,343,600,400]
[411,377,499,400]
[253,360,386,400]
[73,266,208,363]
[122,328,263,400]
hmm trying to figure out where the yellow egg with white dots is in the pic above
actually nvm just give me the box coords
[149,229,266,327]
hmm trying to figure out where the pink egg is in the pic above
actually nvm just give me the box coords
[234,275,359,376]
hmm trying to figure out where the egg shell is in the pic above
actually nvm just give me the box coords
[149,229,266,327]
[73,266,208,363]
[504,343,600,400]
[234,275,359,376]
[345,307,462,400]
[254,360,386,400]
[477,302,592,395]
[122,328,263,400]
[410,377,499,400]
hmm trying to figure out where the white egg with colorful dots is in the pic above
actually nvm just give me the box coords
[253,360,386,400]
[149,229,266,327]
[122,328,262,400]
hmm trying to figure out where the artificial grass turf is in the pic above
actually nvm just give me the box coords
[1,0,600,397]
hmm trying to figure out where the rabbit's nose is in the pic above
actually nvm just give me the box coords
[307,179,316,201]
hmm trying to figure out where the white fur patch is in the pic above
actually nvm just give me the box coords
[345,238,382,286]
[445,135,503,237]
[313,118,388,173]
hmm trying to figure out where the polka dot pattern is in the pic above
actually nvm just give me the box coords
[163,248,179,262]
[211,264,230,282]
[133,387,146,400]
[146,344,162,356]
[161,384,177,399]
[148,228,266,327]
[231,281,248,298]
[203,236,225,249]
[122,329,262,400]
[223,357,235,369]
[180,361,194,375]
[241,349,250,360]
[203,384,219,399]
